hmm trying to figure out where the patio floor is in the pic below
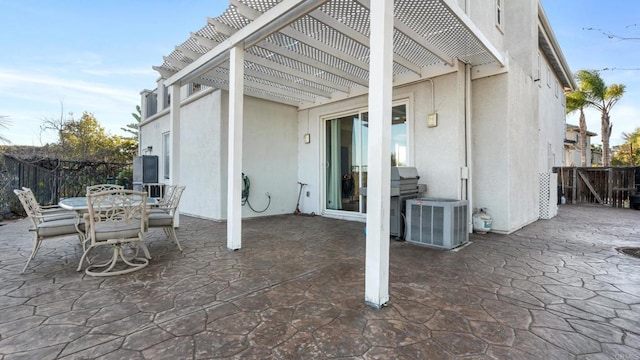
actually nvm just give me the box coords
[0,205,639,359]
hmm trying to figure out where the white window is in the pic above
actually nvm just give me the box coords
[547,66,551,87]
[496,0,504,32]
[188,82,203,96]
[163,132,170,180]
[323,101,409,215]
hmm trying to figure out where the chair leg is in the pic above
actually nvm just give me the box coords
[77,246,93,272]
[138,241,151,259]
[166,226,183,251]
[22,234,42,273]
[85,245,149,277]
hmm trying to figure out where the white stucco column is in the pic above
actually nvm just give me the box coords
[227,45,244,250]
[365,0,393,308]
[169,83,181,227]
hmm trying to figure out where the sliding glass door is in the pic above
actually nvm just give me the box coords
[325,104,407,215]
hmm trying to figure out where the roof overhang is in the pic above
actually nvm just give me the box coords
[157,0,506,108]
[538,3,576,91]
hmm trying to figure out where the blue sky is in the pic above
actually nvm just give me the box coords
[0,1,228,145]
[1,1,638,147]
[541,0,640,146]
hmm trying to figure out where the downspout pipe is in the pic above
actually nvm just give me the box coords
[465,63,473,232]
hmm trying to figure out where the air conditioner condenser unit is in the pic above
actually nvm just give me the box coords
[406,198,468,250]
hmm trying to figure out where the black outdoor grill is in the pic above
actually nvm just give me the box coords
[390,166,426,239]
[360,166,427,239]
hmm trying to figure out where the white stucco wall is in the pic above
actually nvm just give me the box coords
[538,53,566,172]
[139,110,169,174]
[466,0,505,53]
[222,93,299,219]
[412,72,466,199]
[140,88,298,221]
[472,73,510,232]
[507,63,540,231]
[296,72,466,217]
[139,0,571,235]
[178,90,225,219]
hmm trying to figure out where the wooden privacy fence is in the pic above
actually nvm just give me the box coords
[553,167,639,208]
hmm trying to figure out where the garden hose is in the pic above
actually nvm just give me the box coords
[241,173,271,213]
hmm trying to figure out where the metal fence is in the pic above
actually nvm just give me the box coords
[1,154,132,215]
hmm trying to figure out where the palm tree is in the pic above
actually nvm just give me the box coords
[566,90,589,166]
[574,70,625,166]
[0,115,11,144]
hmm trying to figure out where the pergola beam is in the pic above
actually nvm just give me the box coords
[230,0,370,74]
[201,68,318,103]
[197,76,301,107]
[191,32,351,94]
[209,17,369,87]
[308,7,423,75]
[166,0,327,87]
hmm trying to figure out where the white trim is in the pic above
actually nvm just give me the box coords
[318,98,412,219]
[226,46,245,251]
[495,0,504,33]
[162,132,170,180]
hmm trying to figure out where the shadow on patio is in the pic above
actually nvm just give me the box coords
[0,205,639,359]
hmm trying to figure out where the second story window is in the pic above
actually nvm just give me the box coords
[163,132,170,180]
[188,83,202,96]
[496,0,504,32]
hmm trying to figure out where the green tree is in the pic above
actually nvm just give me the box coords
[121,105,141,139]
[574,70,625,166]
[611,128,640,166]
[0,115,11,144]
[44,112,136,163]
[566,89,589,166]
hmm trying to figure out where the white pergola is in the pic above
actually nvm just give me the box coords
[158,0,506,308]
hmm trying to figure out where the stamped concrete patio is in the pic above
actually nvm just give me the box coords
[0,204,639,359]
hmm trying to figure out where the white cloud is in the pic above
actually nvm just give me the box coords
[0,69,142,145]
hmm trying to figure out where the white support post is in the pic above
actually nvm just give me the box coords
[227,45,244,250]
[365,0,393,308]
[169,83,181,227]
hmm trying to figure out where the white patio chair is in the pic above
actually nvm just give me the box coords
[13,189,83,273]
[147,185,185,251]
[21,187,76,220]
[86,184,124,195]
[77,189,151,276]
[148,185,176,213]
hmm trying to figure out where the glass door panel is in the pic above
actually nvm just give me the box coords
[326,114,361,212]
[324,103,406,215]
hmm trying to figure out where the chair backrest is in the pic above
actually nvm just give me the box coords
[86,184,124,196]
[13,189,43,227]
[86,190,147,244]
[20,187,44,209]
[167,186,186,214]
[157,185,177,207]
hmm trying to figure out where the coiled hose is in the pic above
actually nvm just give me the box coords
[241,173,271,213]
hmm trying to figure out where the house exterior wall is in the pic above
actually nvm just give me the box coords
[178,90,226,219]
[538,54,566,172]
[296,71,465,219]
[564,129,593,167]
[224,92,299,219]
[472,73,510,232]
[140,0,571,234]
[140,88,298,221]
[507,62,541,231]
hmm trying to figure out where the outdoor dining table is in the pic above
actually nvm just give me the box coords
[58,196,158,247]
[59,196,158,212]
